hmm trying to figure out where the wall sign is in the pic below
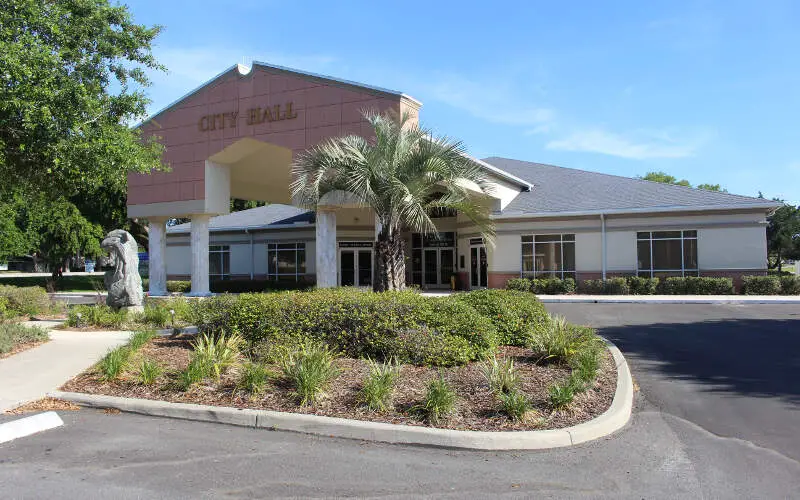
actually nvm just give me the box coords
[339,241,374,248]
[198,102,298,132]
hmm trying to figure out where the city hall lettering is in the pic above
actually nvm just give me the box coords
[198,102,298,131]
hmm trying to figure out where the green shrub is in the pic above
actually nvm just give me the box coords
[658,277,734,295]
[0,296,9,320]
[0,322,49,354]
[237,362,272,396]
[149,297,193,325]
[0,285,52,317]
[779,276,800,295]
[505,278,531,292]
[194,289,497,367]
[136,359,162,385]
[419,374,457,425]
[570,346,601,386]
[531,277,576,295]
[128,330,157,351]
[481,356,519,394]
[454,289,549,347]
[499,389,530,421]
[627,276,659,295]
[282,343,340,405]
[530,316,600,364]
[98,346,131,381]
[67,305,127,329]
[548,379,576,410]
[359,358,400,411]
[577,278,629,295]
[741,276,781,295]
[138,306,170,327]
[178,358,212,390]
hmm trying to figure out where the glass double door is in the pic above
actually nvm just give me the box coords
[339,249,373,287]
[470,246,488,289]
[423,248,455,288]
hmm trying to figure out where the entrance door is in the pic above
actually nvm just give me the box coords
[439,249,454,287]
[339,248,373,287]
[470,246,488,289]
[423,249,438,287]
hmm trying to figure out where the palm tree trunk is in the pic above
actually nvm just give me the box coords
[374,231,406,292]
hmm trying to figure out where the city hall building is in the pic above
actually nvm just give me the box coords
[128,62,779,295]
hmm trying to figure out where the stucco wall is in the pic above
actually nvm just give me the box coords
[698,226,768,270]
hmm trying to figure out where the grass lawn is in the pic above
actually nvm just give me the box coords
[0,274,106,292]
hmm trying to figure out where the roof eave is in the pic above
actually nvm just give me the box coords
[493,202,782,219]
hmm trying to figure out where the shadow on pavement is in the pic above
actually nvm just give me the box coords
[599,318,800,404]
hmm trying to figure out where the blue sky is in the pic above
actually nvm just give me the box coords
[129,0,800,204]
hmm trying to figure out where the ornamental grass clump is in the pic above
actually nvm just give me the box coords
[282,343,340,405]
[136,358,162,385]
[178,358,212,390]
[499,389,531,421]
[481,356,519,394]
[548,379,578,410]
[138,306,170,328]
[128,329,157,351]
[237,362,273,397]
[530,315,600,364]
[419,374,457,425]
[570,346,601,386]
[192,332,244,380]
[359,358,400,411]
[98,346,132,381]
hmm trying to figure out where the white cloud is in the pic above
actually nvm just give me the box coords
[545,128,709,160]
[422,73,554,127]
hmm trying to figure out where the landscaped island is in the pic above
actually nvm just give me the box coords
[61,289,617,431]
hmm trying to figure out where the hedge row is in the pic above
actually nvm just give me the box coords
[741,275,800,295]
[0,285,53,318]
[507,276,746,295]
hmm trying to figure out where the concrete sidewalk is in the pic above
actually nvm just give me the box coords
[0,328,130,412]
[535,294,800,304]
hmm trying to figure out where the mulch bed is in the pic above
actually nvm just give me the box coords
[5,397,81,414]
[61,336,617,431]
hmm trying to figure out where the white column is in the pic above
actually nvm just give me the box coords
[189,214,211,296]
[315,209,337,288]
[148,218,168,296]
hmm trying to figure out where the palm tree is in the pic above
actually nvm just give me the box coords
[291,110,495,291]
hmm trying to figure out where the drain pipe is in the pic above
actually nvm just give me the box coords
[600,214,607,280]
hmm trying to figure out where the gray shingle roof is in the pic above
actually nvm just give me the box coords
[167,204,313,233]
[482,157,779,217]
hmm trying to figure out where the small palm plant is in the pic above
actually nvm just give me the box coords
[291,110,496,291]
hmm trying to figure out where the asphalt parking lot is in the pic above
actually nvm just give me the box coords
[1,303,798,498]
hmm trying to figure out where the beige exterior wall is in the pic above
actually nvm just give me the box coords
[698,226,767,270]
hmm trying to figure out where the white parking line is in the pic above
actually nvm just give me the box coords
[0,412,64,444]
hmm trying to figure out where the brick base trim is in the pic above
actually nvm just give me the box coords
[487,272,519,289]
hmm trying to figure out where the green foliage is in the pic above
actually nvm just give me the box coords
[281,343,340,406]
[499,389,531,422]
[741,276,782,295]
[548,379,577,410]
[0,0,164,199]
[0,322,49,354]
[481,356,520,394]
[0,285,51,317]
[0,275,104,291]
[454,289,549,347]
[359,358,400,411]
[505,278,531,292]
[98,346,131,381]
[137,306,170,328]
[419,374,457,425]
[779,276,800,295]
[530,316,600,364]
[136,358,162,386]
[570,346,601,386]
[292,111,495,291]
[530,278,576,295]
[627,276,660,295]
[67,305,126,329]
[657,277,734,295]
[178,358,212,390]
[767,204,800,272]
[191,333,243,380]
[639,171,691,186]
[128,330,157,351]
[0,296,8,320]
[578,278,630,295]
[194,289,497,367]
[236,362,272,397]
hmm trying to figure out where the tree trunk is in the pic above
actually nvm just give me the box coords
[374,231,406,292]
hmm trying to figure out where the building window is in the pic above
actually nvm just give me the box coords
[636,230,698,278]
[209,245,230,280]
[267,242,306,281]
[521,234,576,279]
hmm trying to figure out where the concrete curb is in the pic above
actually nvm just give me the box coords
[0,411,64,444]
[536,295,800,304]
[48,340,633,450]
